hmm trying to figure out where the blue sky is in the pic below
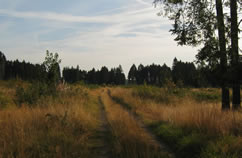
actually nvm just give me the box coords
[0,0,206,74]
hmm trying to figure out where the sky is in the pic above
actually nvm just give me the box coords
[1,0,239,75]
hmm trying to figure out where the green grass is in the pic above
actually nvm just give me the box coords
[149,122,242,158]
[132,85,171,103]
[190,89,221,102]
[149,122,209,158]
[201,136,242,158]
[132,85,222,103]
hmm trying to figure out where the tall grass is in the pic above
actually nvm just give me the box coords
[0,82,101,158]
[111,87,242,136]
[110,87,242,157]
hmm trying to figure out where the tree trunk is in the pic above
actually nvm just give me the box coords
[230,0,241,109]
[215,0,230,109]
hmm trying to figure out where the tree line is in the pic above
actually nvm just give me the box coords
[63,65,126,85]
[0,51,61,83]
[1,51,241,88]
[63,59,208,87]
[128,58,242,87]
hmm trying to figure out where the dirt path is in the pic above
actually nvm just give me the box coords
[106,88,176,158]
[95,95,113,158]
[88,89,113,158]
[99,88,175,158]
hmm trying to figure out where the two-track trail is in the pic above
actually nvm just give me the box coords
[98,88,175,158]
[88,89,113,158]
[106,88,176,157]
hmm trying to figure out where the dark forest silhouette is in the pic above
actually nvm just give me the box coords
[1,51,241,88]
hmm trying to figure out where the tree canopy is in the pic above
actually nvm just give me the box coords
[154,0,241,109]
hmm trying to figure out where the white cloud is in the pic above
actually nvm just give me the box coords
[1,1,197,75]
[0,9,111,23]
[135,0,152,6]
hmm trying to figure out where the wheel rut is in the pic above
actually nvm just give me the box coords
[89,90,112,158]
[107,89,176,158]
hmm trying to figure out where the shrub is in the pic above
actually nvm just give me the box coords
[15,82,49,106]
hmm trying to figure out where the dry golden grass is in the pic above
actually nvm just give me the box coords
[111,87,242,136]
[1,80,241,158]
[0,83,101,158]
[101,88,172,158]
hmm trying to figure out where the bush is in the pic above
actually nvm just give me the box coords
[15,82,49,106]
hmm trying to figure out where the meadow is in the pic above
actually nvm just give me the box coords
[0,80,241,158]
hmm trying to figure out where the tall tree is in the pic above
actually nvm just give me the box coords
[128,64,137,84]
[115,65,126,85]
[0,51,6,80]
[137,64,145,84]
[230,0,240,109]
[43,50,61,88]
[153,0,242,109]
[215,0,230,109]
[100,66,109,84]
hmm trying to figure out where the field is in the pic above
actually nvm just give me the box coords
[0,80,242,158]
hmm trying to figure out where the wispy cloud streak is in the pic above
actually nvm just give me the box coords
[0,0,197,74]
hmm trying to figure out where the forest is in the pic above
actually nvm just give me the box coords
[1,51,241,88]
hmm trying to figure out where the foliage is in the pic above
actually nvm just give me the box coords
[1,51,241,88]
[127,59,220,88]
[5,59,47,81]
[0,51,6,80]
[153,0,242,108]
[63,65,126,85]
[154,0,218,46]
[172,58,198,87]
[62,66,86,83]
[15,82,49,106]
[43,50,61,86]
[128,64,137,84]
[132,63,172,86]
